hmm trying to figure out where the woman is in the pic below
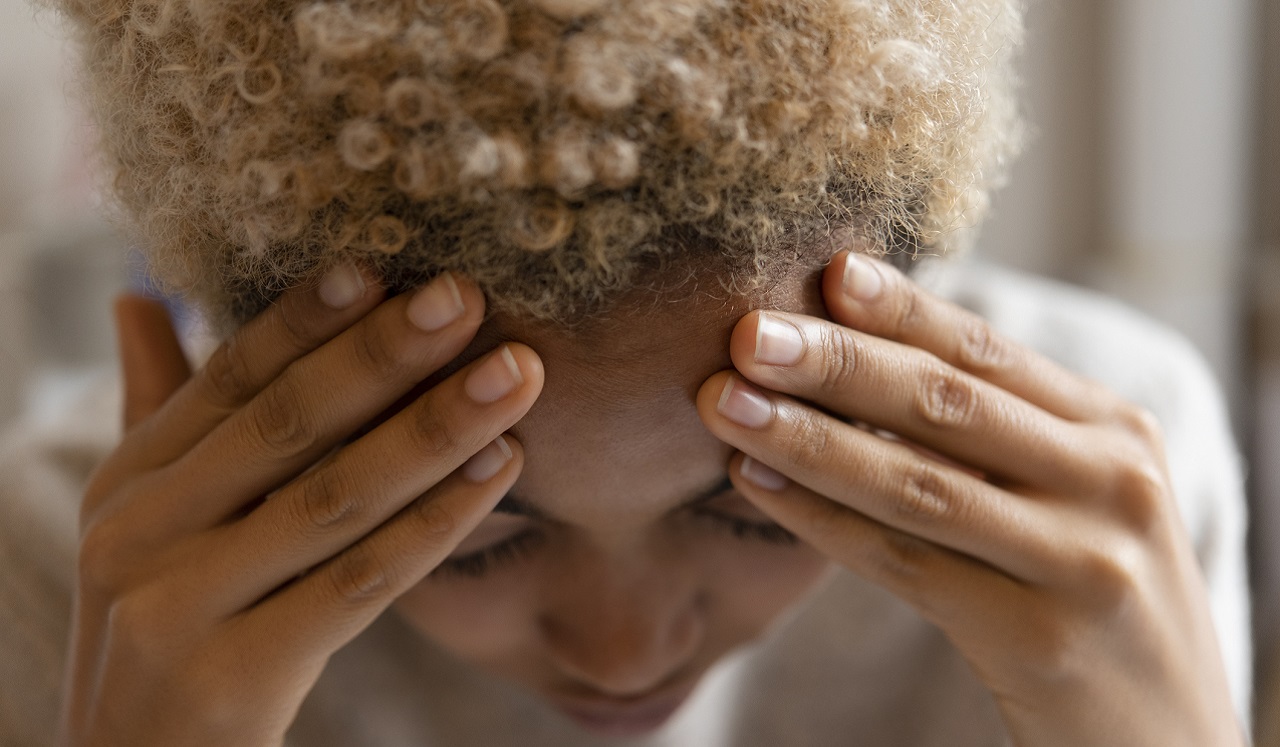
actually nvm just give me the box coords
[2,0,1251,744]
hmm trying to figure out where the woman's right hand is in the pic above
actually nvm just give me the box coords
[59,266,543,747]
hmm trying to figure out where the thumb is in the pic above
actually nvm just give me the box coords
[114,294,192,431]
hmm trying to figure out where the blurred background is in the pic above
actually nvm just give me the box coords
[0,0,1276,740]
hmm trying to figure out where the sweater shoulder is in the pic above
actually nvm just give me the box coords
[0,371,120,747]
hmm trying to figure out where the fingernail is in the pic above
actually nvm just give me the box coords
[407,273,465,332]
[464,435,514,483]
[318,263,366,309]
[843,253,883,302]
[465,345,523,404]
[755,313,804,366]
[740,456,789,491]
[716,377,773,429]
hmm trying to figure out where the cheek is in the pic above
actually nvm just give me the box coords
[392,571,542,667]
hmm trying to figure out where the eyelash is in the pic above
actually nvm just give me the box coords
[700,511,799,546]
[432,530,545,579]
[431,510,798,580]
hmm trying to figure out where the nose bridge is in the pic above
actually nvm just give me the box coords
[539,546,704,695]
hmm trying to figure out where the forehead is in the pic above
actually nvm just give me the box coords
[471,265,826,521]
[486,262,824,414]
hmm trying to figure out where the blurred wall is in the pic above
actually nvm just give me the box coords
[981,0,1254,408]
[979,0,1105,281]
[0,4,64,421]
[0,5,69,233]
[1250,1,1280,743]
[0,6,129,423]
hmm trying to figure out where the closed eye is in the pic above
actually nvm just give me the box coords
[431,529,545,579]
[681,479,801,544]
[429,480,799,581]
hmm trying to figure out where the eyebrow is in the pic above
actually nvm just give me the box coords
[493,475,736,522]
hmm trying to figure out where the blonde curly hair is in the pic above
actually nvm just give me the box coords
[55,0,1023,332]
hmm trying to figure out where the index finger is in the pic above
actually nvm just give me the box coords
[104,263,386,482]
[823,252,1124,422]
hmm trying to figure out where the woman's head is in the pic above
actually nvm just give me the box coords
[58,0,1022,334]
[58,0,1024,734]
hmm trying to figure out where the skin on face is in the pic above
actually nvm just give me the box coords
[391,269,836,722]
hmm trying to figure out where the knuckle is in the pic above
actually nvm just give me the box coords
[273,294,328,351]
[955,316,1012,373]
[1115,404,1165,447]
[78,514,135,595]
[107,588,173,657]
[783,410,837,474]
[408,398,462,458]
[1109,456,1170,532]
[326,548,389,604]
[291,468,361,534]
[916,363,978,429]
[248,374,316,456]
[202,337,257,408]
[867,529,934,591]
[409,499,459,547]
[350,322,409,386]
[892,461,960,528]
[817,327,861,392]
[1072,540,1146,613]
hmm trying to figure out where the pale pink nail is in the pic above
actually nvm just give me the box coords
[716,377,773,429]
[464,436,514,483]
[407,273,465,332]
[740,456,789,491]
[843,254,883,302]
[755,313,804,366]
[465,346,523,404]
[318,263,366,309]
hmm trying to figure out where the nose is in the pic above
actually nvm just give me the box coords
[538,555,705,697]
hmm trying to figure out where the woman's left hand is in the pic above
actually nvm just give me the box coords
[696,251,1243,747]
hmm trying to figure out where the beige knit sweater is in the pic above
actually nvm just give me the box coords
[0,263,1253,746]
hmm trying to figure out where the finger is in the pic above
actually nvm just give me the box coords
[723,451,1027,636]
[114,295,192,432]
[110,263,385,476]
[187,344,541,613]
[697,372,1066,581]
[824,252,1124,422]
[145,274,494,533]
[227,436,522,665]
[729,311,1102,492]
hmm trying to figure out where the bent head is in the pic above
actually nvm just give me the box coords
[59,0,1023,734]
[394,268,834,734]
